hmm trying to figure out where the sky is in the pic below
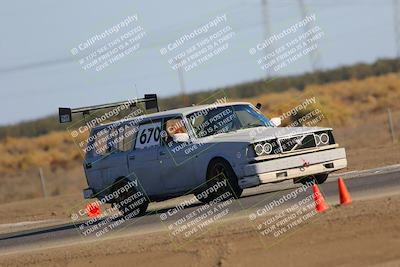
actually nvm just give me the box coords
[0,0,398,125]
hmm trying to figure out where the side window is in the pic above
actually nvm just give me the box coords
[92,128,111,157]
[109,123,139,152]
[122,123,138,151]
[135,121,162,149]
[109,127,122,151]
[163,117,188,144]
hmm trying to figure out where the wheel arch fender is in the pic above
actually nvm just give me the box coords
[198,151,243,182]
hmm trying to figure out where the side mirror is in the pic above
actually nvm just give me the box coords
[256,103,262,110]
[270,117,281,127]
[173,133,190,143]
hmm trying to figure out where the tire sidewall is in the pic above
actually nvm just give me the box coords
[203,159,243,201]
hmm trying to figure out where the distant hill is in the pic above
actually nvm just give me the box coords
[161,58,400,108]
[1,57,399,139]
[0,116,66,140]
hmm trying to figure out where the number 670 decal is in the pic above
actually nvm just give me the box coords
[135,122,162,149]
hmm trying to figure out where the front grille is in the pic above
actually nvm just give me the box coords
[278,133,316,153]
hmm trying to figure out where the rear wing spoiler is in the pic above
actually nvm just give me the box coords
[58,94,159,123]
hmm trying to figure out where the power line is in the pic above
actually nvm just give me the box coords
[1,0,394,77]
[0,2,249,75]
[176,59,189,106]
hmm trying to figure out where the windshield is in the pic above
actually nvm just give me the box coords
[186,104,271,138]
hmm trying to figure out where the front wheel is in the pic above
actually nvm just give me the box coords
[196,159,243,203]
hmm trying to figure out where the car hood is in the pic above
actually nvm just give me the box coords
[200,126,332,143]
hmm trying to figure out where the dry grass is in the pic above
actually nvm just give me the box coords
[0,132,81,174]
[0,132,87,203]
[241,73,400,126]
[0,74,399,204]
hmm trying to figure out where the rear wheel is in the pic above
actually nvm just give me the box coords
[299,173,329,185]
[196,159,243,203]
[112,179,148,218]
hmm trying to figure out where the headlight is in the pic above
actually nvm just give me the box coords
[254,143,264,156]
[253,140,276,156]
[263,143,273,154]
[319,133,329,144]
[315,131,332,146]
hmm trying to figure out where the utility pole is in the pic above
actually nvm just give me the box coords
[261,0,273,78]
[176,59,189,106]
[394,0,400,57]
[298,0,322,71]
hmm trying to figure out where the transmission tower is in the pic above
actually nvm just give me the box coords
[394,0,400,57]
[261,0,273,78]
[298,0,322,71]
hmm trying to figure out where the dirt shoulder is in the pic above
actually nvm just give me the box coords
[0,194,84,226]
[1,194,399,267]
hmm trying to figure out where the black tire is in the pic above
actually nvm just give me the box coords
[196,158,243,203]
[299,173,329,185]
[112,179,148,218]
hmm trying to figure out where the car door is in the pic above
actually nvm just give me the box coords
[158,116,197,193]
[127,120,163,196]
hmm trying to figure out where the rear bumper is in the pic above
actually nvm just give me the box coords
[239,148,347,189]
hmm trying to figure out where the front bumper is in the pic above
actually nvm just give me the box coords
[239,148,347,189]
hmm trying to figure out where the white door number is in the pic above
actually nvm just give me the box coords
[135,122,162,149]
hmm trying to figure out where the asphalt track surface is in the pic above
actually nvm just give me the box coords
[0,165,399,254]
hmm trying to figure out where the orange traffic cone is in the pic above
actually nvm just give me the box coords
[312,184,329,212]
[338,177,352,205]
